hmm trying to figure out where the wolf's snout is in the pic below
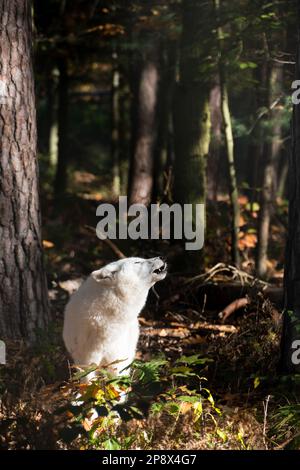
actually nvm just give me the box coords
[153,265,166,274]
[152,257,167,275]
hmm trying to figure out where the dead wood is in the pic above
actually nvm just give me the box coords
[219,297,250,322]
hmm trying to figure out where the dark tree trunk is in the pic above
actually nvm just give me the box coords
[0,0,49,342]
[54,57,69,199]
[173,0,213,272]
[152,41,177,203]
[128,39,160,206]
[173,0,212,209]
[280,12,300,373]
[256,63,283,278]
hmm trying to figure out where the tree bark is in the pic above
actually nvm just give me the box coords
[280,8,300,373]
[128,39,160,206]
[0,0,49,342]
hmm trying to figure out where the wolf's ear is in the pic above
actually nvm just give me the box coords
[91,267,116,282]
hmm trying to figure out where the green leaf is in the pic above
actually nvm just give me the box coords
[253,377,260,389]
[103,437,122,450]
[239,61,257,70]
[177,395,200,403]
[175,355,213,366]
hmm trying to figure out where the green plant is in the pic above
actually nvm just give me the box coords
[57,354,221,449]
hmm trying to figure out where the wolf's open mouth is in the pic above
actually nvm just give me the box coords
[153,264,167,275]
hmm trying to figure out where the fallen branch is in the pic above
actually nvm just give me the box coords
[140,320,238,336]
[192,321,238,333]
[84,224,126,259]
[219,297,249,322]
[185,262,269,288]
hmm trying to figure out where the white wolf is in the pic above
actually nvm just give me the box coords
[63,257,167,378]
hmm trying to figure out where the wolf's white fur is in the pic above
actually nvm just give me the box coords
[63,257,167,377]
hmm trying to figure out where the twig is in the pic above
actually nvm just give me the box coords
[274,431,300,450]
[247,95,283,136]
[84,224,126,259]
[201,293,207,316]
[151,285,160,311]
[219,297,249,322]
[140,322,237,337]
[263,395,271,450]
[185,262,268,288]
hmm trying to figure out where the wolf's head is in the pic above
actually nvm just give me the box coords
[91,257,167,295]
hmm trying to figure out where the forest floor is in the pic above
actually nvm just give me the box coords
[1,175,299,450]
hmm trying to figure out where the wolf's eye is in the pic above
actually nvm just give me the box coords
[134,261,141,264]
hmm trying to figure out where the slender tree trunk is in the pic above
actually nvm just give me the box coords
[111,52,121,197]
[214,0,240,267]
[47,68,58,167]
[128,40,160,206]
[220,76,241,267]
[152,41,177,203]
[119,81,130,194]
[277,159,288,199]
[256,63,283,277]
[248,59,269,212]
[280,10,300,373]
[0,0,49,342]
[208,82,222,201]
[43,69,55,157]
[49,120,58,167]
[54,57,69,199]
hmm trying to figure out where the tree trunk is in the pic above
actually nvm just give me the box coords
[119,80,130,194]
[54,57,69,199]
[47,68,58,167]
[0,0,49,342]
[152,41,177,203]
[220,77,241,267]
[207,82,222,202]
[111,52,121,198]
[249,58,269,212]
[280,10,300,373]
[128,39,160,206]
[214,0,240,267]
[173,0,213,272]
[256,63,283,278]
[277,159,288,199]
[173,0,212,208]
